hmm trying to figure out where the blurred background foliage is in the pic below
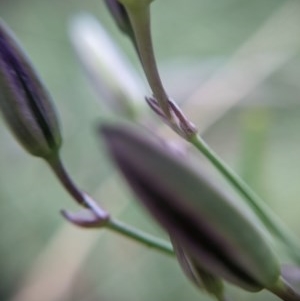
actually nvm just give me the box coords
[0,0,300,300]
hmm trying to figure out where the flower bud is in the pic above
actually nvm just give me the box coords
[100,123,280,292]
[104,0,135,41]
[0,20,61,159]
[171,236,224,300]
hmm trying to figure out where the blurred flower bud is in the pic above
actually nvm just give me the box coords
[100,123,280,292]
[61,208,109,228]
[69,14,146,120]
[0,20,61,159]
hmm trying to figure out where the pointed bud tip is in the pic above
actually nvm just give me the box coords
[99,122,144,149]
[98,122,116,138]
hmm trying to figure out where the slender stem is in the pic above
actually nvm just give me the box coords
[189,133,300,263]
[108,218,174,256]
[48,156,85,204]
[47,155,108,220]
[46,155,174,256]
[126,5,172,120]
[268,277,300,301]
[124,3,300,265]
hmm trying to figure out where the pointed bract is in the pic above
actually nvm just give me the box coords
[100,123,280,291]
[0,20,61,159]
[61,208,109,228]
[171,236,224,299]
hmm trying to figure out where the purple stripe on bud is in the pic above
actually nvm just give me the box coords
[0,21,61,159]
[99,123,280,291]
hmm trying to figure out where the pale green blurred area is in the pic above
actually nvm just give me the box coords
[0,0,300,301]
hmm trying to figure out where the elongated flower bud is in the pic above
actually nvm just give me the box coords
[100,123,280,292]
[0,20,61,159]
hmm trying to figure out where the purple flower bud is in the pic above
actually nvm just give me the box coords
[104,0,137,48]
[0,21,61,159]
[100,123,280,292]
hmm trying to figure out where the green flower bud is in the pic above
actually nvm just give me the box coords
[100,123,280,292]
[0,20,61,159]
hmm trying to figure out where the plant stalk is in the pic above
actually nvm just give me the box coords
[125,5,172,120]
[47,155,174,256]
[189,133,300,264]
[108,218,174,255]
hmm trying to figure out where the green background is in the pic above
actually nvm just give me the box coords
[1,0,300,300]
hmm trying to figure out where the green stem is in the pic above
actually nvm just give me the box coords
[189,133,300,263]
[268,277,300,301]
[48,155,108,219]
[108,218,174,256]
[125,5,172,120]
[114,0,300,266]
[46,155,174,256]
